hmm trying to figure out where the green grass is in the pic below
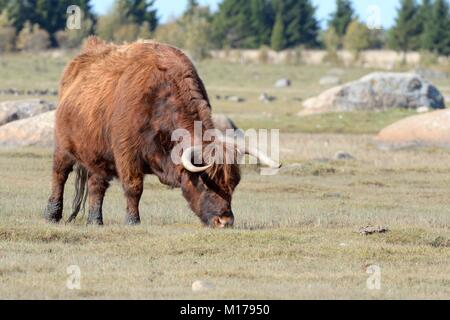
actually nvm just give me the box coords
[235,109,417,134]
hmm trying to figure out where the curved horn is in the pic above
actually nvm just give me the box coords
[215,134,281,169]
[243,142,282,169]
[181,146,213,173]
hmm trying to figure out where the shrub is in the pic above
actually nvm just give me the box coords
[154,22,184,48]
[344,20,371,54]
[0,26,15,52]
[56,18,94,49]
[419,50,439,67]
[16,21,50,52]
[322,27,340,53]
[113,23,140,43]
[258,46,270,64]
[0,11,15,52]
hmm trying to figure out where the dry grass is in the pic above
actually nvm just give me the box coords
[0,54,449,299]
[0,134,449,299]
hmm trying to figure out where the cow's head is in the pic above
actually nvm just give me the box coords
[179,138,281,228]
[180,143,241,228]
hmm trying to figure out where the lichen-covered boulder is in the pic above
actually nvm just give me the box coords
[299,72,445,116]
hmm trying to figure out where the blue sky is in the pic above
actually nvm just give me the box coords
[92,0,400,29]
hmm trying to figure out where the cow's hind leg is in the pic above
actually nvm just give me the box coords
[122,175,144,225]
[87,174,110,226]
[44,150,74,223]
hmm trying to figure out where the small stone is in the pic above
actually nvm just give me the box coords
[358,226,389,235]
[225,95,245,103]
[259,92,276,103]
[334,151,354,160]
[275,78,291,88]
[320,75,341,86]
[416,106,429,113]
[192,280,215,293]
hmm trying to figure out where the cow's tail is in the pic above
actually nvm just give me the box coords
[66,164,88,223]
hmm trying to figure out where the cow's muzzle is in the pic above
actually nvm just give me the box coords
[209,212,234,229]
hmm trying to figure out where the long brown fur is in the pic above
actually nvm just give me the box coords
[44,37,240,226]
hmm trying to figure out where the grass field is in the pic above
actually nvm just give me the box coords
[0,52,449,299]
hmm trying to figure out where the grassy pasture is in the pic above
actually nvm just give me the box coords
[0,53,449,299]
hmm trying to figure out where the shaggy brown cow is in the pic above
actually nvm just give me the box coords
[44,37,279,228]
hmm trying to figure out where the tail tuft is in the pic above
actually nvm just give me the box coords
[66,164,88,223]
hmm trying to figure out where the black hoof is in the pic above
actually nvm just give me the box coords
[87,218,104,226]
[87,211,104,226]
[125,215,141,226]
[44,201,63,223]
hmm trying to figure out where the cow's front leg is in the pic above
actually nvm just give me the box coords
[122,175,143,225]
[87,174,110,225]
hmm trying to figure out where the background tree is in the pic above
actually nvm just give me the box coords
[344,19,371,56]
[154,3,213,60]
[388,0,422,54]
[285,0,319,48]
[96,0,158,42]
[270,11,285,51]
[123,0,158,31]
[16,21,50,51]
[2,0,95,46]
[271,0,319,50]
[153,18,185,48]
[212,0,274,49]
[0,0,7,11]
[421,0,450,55]
[179,4,214,60]
[250,0,274,48]
[417,0,433,50]
[56,17,94,49]
[0,10,15,52]
[328,0,354,37]
[322,27,340,53]
[185,0,200,17]
[211,0,253,48]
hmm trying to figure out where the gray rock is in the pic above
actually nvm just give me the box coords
[0,110,55,147]
[300,72,445,116]
[0,99,56,126]
[412,68,448,81]
[334,151,354,160]
[358,225,389,235]
[212,114,238,132]
[192,280,215,293]
[225,95,245,103]
[275,78,291,88]
[0,88,58,96]
[416,106,429,113]
[320,75,341,86]
[259,92,276,103]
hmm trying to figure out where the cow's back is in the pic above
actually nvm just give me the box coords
[55,38,161,164]
[55,37,214,177]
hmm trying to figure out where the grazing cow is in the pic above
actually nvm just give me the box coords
[44,37,280,228]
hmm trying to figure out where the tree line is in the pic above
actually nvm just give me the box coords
[0,0,449,58]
